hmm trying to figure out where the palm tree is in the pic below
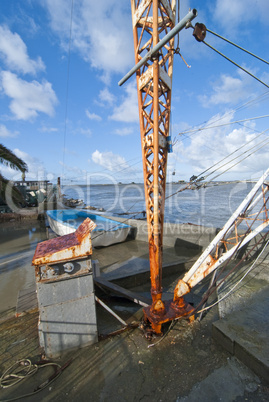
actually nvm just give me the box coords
[0,144,28,172]
[0,144,28,207]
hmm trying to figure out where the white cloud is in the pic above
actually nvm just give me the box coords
[59,161,88,181]
[44,0,133,78]
[99,88,115,106]
[92,150,129,172]
[215,0,269,31]
[114,127,133,136]
[86,109,102,121]
[1,71,58,120]
[109,82,138,123]
[260,71,269,87]
[39,126,59,133]
[0,25,45,75]
[79,128,92,138]
[0,124,18,138]
[175,111,269,178]
[199,71,250,107]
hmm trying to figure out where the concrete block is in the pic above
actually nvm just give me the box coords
[37,272,98,357]
[212,287,269,383]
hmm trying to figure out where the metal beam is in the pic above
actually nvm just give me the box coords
[183,167,269,284]
[118,8,197,86]
[173,168,269,300]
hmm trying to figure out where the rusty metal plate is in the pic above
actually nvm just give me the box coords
[35,257,92,284]
[32,218,96,266]
[143,299,195,334]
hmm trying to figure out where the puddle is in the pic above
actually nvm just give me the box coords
[0,222,46,314]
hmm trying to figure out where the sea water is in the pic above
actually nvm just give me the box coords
[61,181,260,229]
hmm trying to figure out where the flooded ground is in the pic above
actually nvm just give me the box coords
[0,219,46,317]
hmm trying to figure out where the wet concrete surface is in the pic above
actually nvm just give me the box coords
[0,302,268,401]
[1,274,268,401]
[0,218,269,401]
[0,220,46,319]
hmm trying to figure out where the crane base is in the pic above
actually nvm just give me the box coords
[143,299,195,335]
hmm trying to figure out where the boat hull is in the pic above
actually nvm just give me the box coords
[46,209,131,247]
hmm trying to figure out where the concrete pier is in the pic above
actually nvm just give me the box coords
[0,217,268,400]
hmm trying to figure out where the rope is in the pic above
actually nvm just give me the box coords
[0,358,71,402]
[176,0,180,49]
[165,139,268,200]
[0,359,38,389]
[90,131,268,220]
[180,127,269,185]
[171,46,191,68]
[178,90,269,144]
[202,132,269,181]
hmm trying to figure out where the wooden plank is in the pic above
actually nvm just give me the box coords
[16,285,38,317]
[94,277,151,307]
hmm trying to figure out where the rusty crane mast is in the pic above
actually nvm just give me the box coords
[119,1,197,333]
[119,1,269,335]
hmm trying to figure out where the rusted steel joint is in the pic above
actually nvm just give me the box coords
[173,279,191,301]
[143,298,195,336]
[171,297,189,314]
[150,51,160,61]
[150,289,165,315]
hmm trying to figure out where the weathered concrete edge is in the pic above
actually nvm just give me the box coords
[114,216,219,249]
[103,259,194,289]
[212,321,269,383]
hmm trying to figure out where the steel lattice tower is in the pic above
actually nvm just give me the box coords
[131,0,177,316]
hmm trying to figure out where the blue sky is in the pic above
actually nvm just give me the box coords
[0,0,268,185]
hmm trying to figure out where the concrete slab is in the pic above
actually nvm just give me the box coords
[1,307,268,402]
[213,287,269,383]
[212,261,269,383]
[92,238,194,290]
[177,356,261,402]
[4,217,269,400]
[115,216,220,249]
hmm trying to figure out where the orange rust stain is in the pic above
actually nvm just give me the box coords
[203,256,216,278]
[76,218,96,242]
[190,255,215,284]
[32,218,95,265]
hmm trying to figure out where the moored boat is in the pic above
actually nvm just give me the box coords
[46,209,131,247]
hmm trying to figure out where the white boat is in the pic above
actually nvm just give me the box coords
[46,209,131,247]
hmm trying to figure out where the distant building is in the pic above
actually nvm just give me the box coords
[13,180,52,192]
[13,180,53,207]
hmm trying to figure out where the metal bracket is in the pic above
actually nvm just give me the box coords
[193,22,207,42]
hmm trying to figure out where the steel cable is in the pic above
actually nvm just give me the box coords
[202,40,269,89]
[206,28,269,66]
